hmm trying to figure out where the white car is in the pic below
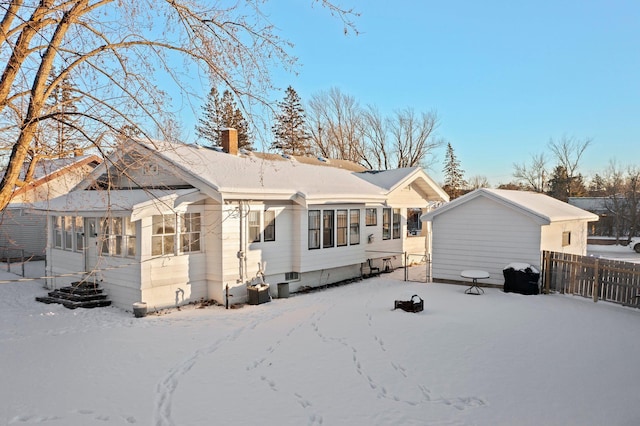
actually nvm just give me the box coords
[629,237,640,253]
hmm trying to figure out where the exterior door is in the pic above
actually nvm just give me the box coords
[84,218,99,274]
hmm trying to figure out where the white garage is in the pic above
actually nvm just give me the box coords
[421,188,599,286]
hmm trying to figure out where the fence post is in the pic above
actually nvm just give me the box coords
[543,251,551,294]
[592,258,599,303]
[404,252,408,282]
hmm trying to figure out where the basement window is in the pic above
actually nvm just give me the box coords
[285,272,299,281]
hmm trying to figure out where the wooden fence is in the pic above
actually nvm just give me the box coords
[542,250,640,308]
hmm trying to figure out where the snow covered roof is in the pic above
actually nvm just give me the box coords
[421,188,599,224]
[29,188,199,216]
[356,168,450,201]
[251,152,367,172]
[0,155,101,182]
[568,197,613,213]
[125,140,390,205]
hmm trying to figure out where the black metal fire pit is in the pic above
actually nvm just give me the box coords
[393,295,424,313]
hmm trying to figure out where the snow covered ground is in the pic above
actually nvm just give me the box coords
[2,248,640,426]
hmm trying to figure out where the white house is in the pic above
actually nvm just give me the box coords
[420,188,599,286]
[0,154,101,258]
[34,129,448,310]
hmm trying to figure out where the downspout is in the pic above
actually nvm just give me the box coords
[238,201,244,283]
[426,220,433,282]
[243,202,249,281]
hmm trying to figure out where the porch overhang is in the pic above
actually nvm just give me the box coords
[28,188,202,220]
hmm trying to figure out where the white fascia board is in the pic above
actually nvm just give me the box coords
[297,195,387,208]
[130,189,199,221]
[220,190,298,203]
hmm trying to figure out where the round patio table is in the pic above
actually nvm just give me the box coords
[460,270,490,295]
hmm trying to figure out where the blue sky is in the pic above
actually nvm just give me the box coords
[183,1,640,186]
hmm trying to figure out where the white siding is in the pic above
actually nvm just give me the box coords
[269,264,361,296]
[113,154,191,189]
[218,203,245,304]
[0,208,47,257]
[47,248,85,289]
[245,204,294,276]
[541,220,589,255]
[139,253,207,309]
[96,256,143,309]
[430,197,543,286]
[385,184,434,264]
[204,202,224,302]
[137,211,208,310]
[48,244,144,310]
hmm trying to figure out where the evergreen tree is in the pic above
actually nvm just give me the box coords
[442,142,466,199]
[271,86,311,155]
[195,87,251,149]
[44,66,80,156]
[546,165,587,202]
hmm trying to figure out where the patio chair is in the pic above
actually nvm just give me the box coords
[364,258,381,277]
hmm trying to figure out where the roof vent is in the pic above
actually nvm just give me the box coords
[282,154,297,160]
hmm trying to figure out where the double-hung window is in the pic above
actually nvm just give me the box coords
[249,209,276,243]
[323,210,334,248]
[337,210,348,247]
[75,217,84,251]
[181,213,201,253]
[350,209,360,245]
[393,208,401,239]
[152,214,176,256]
[308,210,321,249]
[366,208,377,226]
[63,216,73,250]
[248,211,261,243]
[382,208,391,240]
[125,217,136,257]
[53,216,63,249]
[52,216,75,251]
[105,217,136,257]
[264,210,276,242]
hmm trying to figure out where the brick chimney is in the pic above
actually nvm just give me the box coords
[221,128,238,155]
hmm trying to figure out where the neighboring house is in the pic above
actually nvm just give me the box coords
[0,153,102,258]
[568,196,624,237]
[33,129,448,310]
[421,188,599,287]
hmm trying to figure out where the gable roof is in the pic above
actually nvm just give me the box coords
[356,167,450,201]
[5,154,102,201]
[80,139,445,207]
[421,188,599,224]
